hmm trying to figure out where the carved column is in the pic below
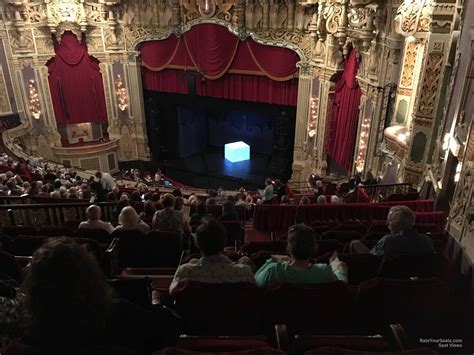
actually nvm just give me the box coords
[127,56,151,161]
[290,67,312,182]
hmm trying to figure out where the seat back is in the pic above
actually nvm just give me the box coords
[220,221,244,247]
[304,346,440,355]
[377,254,448,279]
[145,231,183,267]
[173,281,265,335]
[355,277,450,332]
[265,282,354,334]
[320,231,363,243]
[240,241,288,255]
[7,235,49,256]
[38,227,75,237]
[107,277,151,307]
[75,228,112,244]
[0,250,23,282]
[3,340,137,355]
[113,231,147,269]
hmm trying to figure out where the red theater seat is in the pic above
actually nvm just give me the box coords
[240,241,288,255]
[264,282,354,335]
[320,231,363,244]
[2,341,137,355]
[172,281,265,335]
[293,335,392,354]
[75,228,112,244]
[156,347,284,355]
[303,346,440,355]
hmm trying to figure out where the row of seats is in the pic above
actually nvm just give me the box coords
[253,204,445,232]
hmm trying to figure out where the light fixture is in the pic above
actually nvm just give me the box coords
[397,133,407,142]
[115,74,128,112]
[454,162,462,182]
[307,96,318,138]
[28,79,41,119]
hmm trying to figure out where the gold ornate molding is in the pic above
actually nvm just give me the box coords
[394,0,432,37]
[417,52,444,116]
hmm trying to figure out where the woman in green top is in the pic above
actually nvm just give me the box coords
[254,224,348,287]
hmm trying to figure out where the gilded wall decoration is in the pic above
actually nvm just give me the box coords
[418,53,443,116]
[394,0,432,36]
[0,69,11,114]
[450,167,472,226]
[400,41,417,87]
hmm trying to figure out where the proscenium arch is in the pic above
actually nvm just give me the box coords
[131,19,308,64]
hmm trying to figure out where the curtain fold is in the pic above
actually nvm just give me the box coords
[47,31,107,125]
[327,49,362,172]
[143,68,298,106]
[183,24,240,80]
[139,23,299,81]
[246,40,299,81]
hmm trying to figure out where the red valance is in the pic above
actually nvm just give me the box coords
[142,69,298,106]
[47,31,107,125]
[139,23,300,81]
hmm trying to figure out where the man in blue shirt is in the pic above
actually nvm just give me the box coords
[254,224,348,287]
[350,205,434,256]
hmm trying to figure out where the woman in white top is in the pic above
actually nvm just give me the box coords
[115,206,150,234]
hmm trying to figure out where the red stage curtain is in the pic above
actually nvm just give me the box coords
[327,50,362,172]
[47,31,107,124]
[143,68,298,106]
[139,24,299,105]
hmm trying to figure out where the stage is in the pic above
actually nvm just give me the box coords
[144,91,296,190]
[160,146,271,190]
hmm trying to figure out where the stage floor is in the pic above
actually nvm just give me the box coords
[159,147,271,190]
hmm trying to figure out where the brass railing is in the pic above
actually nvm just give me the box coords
[0,201,117,228]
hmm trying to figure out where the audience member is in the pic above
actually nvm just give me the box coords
[349,205,434,256]
[316,195,327,203]
[254,224,348,287]
[153,193,190,236]
[140,200,156,223]
[299,196,311,205]
[218,200,240,222]
[19,237,180,352]
[190,202,208,225]
[260,178,274,204]
[169,219,255,293]
[115,206,150,234]
[330,195,341,204]
[280,195,290,205]
[78,205,114,233]
[95,171,116,192]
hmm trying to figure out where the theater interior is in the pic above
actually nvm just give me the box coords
[0,0,473,354]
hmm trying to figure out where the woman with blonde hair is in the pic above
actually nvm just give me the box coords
[115,206,150,234]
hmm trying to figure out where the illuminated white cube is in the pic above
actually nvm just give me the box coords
[225,141,250,163]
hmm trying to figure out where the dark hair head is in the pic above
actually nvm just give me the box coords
[151,192,161,202]
[143,192,152,201]
[174,197,184,210]
[172,188,182,197]
[265,178,273,185]
[222,199,234,213]
[287,224,316,260]
[130,191,141,202]
[143,200,156,216]
[196,219,226,256]
[21,237,112,346]
[53,180,62,189]
[161,193,175,208]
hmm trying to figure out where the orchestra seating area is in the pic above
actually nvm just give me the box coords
[0,161,471,355]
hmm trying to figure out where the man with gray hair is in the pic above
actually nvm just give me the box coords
[350,205,434,256]
[78,204,115,234]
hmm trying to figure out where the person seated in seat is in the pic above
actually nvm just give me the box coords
[18,237,180,353]
[115,206,150,234]
[349,205,435,256]
[254,224,348,288]
[316,195,327,203]
[169,219,255,293]
[139,200,156,224]
[218,200,240,222]
[78,205,114,234]
[153,193,190,236]
[190,202,209,225]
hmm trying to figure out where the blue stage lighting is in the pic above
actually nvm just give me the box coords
[225,141,250,163]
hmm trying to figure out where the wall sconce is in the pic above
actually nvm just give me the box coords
[28,79,41,120]
[307,96,318,138]
[355,117,371,172]
[115,74,128,112]
[454,162,462,183]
